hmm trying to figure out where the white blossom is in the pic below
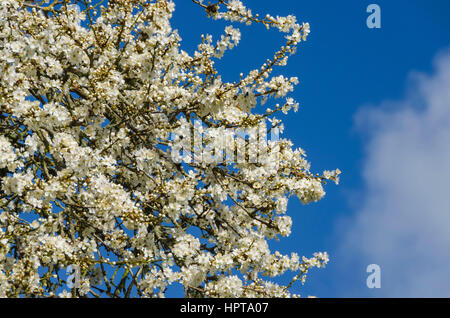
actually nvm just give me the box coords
[0,0,338,298]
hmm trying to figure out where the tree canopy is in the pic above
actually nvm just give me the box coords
[0,0,340,297]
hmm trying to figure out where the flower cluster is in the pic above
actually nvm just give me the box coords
[0,0,339,297]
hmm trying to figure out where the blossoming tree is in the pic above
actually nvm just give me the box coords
[0,0,340,297]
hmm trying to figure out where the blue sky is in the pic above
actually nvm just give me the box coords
[169,0,450,297]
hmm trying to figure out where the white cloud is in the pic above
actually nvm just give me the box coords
[341,49,450,297]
